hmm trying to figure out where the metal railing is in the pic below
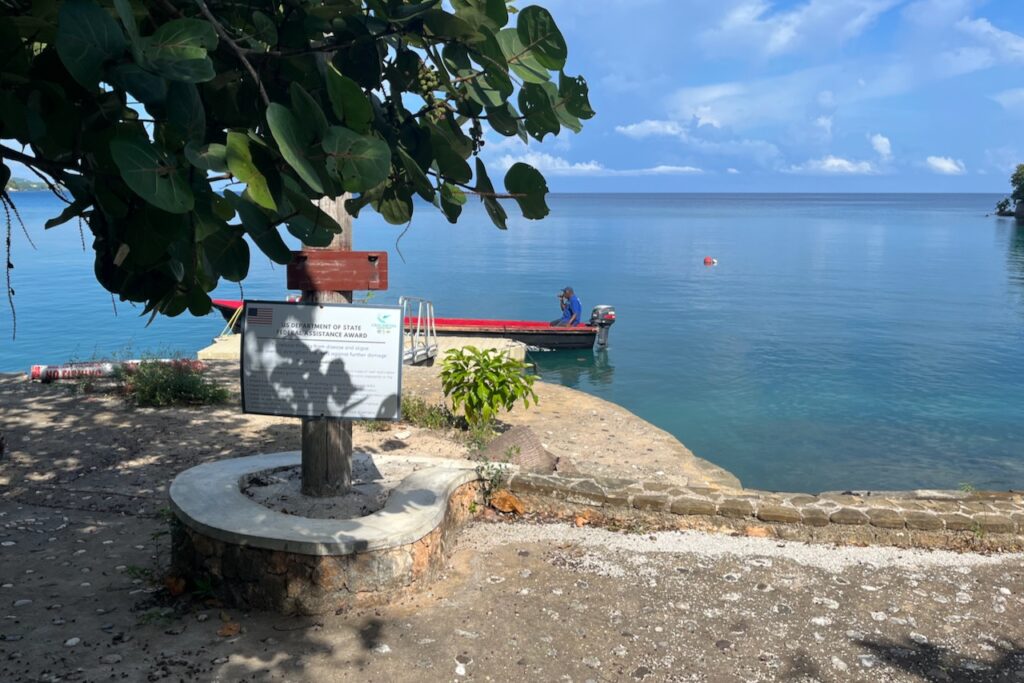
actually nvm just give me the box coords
[399,296,438,365]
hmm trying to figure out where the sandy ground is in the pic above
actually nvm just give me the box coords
[1,368,1023,682]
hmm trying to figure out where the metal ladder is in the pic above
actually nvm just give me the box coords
[400,296,438,365]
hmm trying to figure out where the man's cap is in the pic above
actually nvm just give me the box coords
[561,286,573,293]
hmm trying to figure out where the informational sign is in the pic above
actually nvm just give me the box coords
[241,301,403,420]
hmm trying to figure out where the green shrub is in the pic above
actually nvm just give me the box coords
[440,346,538,430]
[117,360,228,407]
[401,394,457,430]
[363,420,391,432]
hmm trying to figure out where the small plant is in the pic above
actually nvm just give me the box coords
[364,420,391,433]
[441,346,538,430]
[192,576,217,600]
[959,482,976,493]
[116,360,228,407]
[466,422,495,451]
[401,394,457,430]
[137,607,175,626]
[124,565,154,582]
[475,456,511,503]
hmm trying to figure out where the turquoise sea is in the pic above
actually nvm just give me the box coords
[2,192,1022,494]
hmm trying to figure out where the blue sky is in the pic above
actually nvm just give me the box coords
[484,0,1024,192]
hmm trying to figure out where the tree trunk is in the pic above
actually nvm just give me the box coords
[300,195,354,497]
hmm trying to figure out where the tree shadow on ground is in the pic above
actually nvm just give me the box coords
[0,362,453,682]
[858,636,1024,682]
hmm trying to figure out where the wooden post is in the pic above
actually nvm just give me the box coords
[300,195,354,497]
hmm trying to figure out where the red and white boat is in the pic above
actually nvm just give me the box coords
[210,299,616,351]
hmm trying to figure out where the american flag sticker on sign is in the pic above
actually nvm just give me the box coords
[247,306,273,326]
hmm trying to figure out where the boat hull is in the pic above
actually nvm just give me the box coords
[211,300,597,350]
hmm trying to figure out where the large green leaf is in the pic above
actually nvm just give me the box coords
[389,0,442,22]
[397,147,434,201]
[321,126,391,192]
[325,65,373,133]
[143,19,217,83]
[106,63,168,106]
[372,182,414,225]
[110,136,194,214]
[421,10,480,42]
[202,225,250,282]
[516,6,566,71]
[56,0,128,89]
[474,158,507,229]
[251,11,278,47]
[167,82,205,144]
[226,132,276,210]
[504,162,549,220]
[452,0,508,31]
[224,191,291,265]
[484,103,520,137]
[518,82,560,141]
[145,18,216,60]
[266,103,324,193]
[443,43,510,108]
[559,71,595,120]
[281,179,342,246]
[290,83,328,140]
[438,182,466,223]
[496,28,549,84]
[184,141,227,172]
[112,0,139,43]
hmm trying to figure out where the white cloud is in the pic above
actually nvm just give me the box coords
[902,0,976,28]
[956,18,1024,65]
[870,133,892,160]
[726,168,741,174]
[494,152,702,177]
[925,156,966,174]
[615,119,781,166]
[815,116,833,137]
[615,120,686,138]
[786,155,877,174]
[991,88,1024,113]
[701,0,901,58]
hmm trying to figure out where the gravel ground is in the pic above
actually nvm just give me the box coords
[1,506,1022,683]
[2,370,1023,682]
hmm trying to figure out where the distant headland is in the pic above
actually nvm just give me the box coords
[4,177,47,192]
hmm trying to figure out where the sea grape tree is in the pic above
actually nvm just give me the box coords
[0,0,594,319]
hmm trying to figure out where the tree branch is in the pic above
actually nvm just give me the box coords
[0,145,77,176]
[195,0,270,108]
[425,169,522,199]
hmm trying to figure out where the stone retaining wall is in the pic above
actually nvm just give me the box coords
[172,482,481,615]
[507,473,1024,552]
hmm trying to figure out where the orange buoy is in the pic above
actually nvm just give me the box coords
[703,256,717,266]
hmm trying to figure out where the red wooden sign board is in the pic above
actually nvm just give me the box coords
[286,251,389,291]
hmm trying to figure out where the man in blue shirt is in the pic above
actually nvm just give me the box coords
[552,286,583,326]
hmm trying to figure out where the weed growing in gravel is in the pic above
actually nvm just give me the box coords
[401,394,457,430]
[476,456,511,503]
[364,420,391,432]
[116,360,228,407]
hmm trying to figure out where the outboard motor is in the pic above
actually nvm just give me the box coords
[589,305,616,347]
